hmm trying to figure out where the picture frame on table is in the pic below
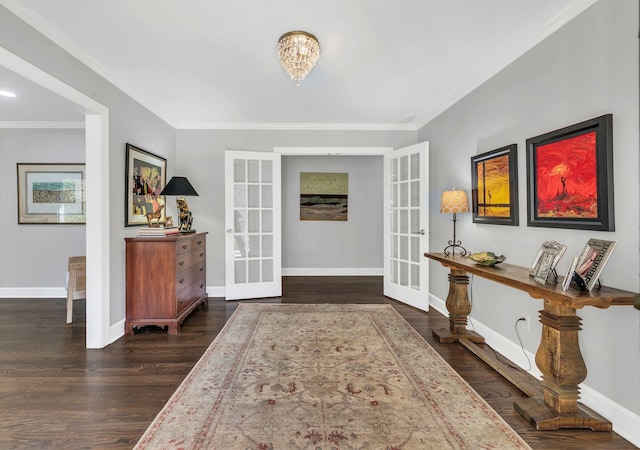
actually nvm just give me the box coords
[125,143,167,227]
[526,114,614,231]
[17,163,86,224]
[529,241,567,285]
[470,144,518,226]
[574,238,617,291]
[562,255,579,292]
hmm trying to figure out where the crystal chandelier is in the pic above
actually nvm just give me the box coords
[277,31,320,85]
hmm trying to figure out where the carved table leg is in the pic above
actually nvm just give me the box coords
[433,269,485,344]
[514,300,612,431]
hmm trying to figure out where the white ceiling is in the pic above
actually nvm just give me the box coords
[1,0,597,129]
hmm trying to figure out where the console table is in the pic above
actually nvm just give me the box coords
[425,252,636,431]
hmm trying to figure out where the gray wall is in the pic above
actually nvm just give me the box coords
[0,6,176,323]
[0,128,85,287]
[282,155,383,271]
[176,129,415,286]
[418,0,639,416]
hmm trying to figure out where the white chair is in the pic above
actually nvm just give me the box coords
[66,256,86,324]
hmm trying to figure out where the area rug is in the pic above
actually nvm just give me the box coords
[135,304,531,449]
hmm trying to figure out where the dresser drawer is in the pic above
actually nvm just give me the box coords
[176,281,206,314]
[176,249,205,271]
[176,263,205,291]
[177,235,206,254]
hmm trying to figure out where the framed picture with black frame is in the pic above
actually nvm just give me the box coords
[526,114,614,231]
[125,143,167,226]
[471,144,518,226]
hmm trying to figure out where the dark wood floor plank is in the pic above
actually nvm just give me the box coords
[0,276,635,449]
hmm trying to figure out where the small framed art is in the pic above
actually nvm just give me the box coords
[526,114,614,231]
[471,144,518,226]
[529,241,567,285]
[574,238,617,291]
[17,163,86,224]
[125,143,167,226]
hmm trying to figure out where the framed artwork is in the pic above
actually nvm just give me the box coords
[529,241,567,285]
[526,114,614,231]
[300,172,348,221]
[471,144,518,226]
[574,238,617,291]
[17,163,86,224]
[125,143,167,226]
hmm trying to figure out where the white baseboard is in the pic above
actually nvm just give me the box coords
[207,286,226,298]
[429,292,640,448]
[282,268,384,276]
[110,319,125,344]
[0,287,66,298]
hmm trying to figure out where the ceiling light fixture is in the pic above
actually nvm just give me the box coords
[0,90,16,98]
[277,31,320,86]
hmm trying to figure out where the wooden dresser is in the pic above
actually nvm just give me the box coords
[125,232,207,334]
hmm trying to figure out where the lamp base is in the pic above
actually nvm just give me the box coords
[179,229,196,234]
[443,243,468,256]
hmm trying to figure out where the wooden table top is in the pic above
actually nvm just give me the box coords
[425,252,636,309]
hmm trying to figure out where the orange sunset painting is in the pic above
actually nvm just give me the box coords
[535,131,597,218]
[476,154,511,217]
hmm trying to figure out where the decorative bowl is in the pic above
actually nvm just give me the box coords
[467,252,506,266]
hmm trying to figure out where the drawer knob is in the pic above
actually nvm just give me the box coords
[199,252,204,257]
[179,278,185,284]
[197,240,202,245]
[179,261,185,266]
[182,244,188,250]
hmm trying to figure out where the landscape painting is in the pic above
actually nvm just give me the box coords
[471,144,518,226]
[300,172,348,221]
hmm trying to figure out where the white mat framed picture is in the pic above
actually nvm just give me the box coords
[17,163,86,224]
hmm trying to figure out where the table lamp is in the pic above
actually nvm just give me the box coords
[440,188,469,256]
[160,176,199,233]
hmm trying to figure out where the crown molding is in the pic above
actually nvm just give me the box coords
[176,122,417,131]
[0,121,85,129]
[415,0,599,130]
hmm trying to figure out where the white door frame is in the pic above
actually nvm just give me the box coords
[0,48,111,349]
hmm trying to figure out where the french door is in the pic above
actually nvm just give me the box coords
[383,142,430,311]
[224,151,282,300]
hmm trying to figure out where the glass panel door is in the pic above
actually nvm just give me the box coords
[383,142,429,311]
[225,151,281,300]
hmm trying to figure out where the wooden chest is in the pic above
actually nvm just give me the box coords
[125,232,207,334]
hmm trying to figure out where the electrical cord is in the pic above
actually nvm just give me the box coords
[515,318,532,371]
[469,273,532,372]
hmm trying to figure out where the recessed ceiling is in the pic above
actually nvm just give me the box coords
[1,0,596,129]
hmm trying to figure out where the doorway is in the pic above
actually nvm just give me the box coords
[0,47,111,348]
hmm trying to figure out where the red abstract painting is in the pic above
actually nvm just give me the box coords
[535,131,597,218]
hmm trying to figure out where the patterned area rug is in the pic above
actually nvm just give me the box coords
[135,304,531,449]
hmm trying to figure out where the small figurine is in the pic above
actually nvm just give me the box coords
[145,204,164,227]
[177,197,193,231]
[165,216,174,227]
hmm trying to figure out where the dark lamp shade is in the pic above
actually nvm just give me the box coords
[160,176,199,196]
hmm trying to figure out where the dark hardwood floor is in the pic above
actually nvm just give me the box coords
[0,276,635,449]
